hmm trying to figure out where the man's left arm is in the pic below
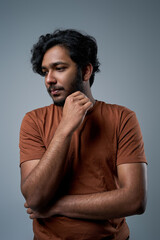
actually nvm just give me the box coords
[26,162,147,220]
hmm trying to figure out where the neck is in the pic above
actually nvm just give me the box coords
[87,92,95,105]
[83,83,95,105]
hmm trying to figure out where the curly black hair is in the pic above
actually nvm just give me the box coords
[31,29,100,86]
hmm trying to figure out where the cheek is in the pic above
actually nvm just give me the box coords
[60,73,75,86]
[44,80,48,88]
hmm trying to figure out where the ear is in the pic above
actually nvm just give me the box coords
[82,63,93,82]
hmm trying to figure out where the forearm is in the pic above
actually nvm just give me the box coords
[25,160,147,221]
[27,188,144,220]
[55,163,147,221]
[21,122,73,211]
[27,163,147,220]
[55,189,146,220]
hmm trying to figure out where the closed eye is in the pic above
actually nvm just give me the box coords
[41,71,48,76]
[56,66,67,72]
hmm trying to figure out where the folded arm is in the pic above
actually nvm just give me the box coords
[26,162,147,220]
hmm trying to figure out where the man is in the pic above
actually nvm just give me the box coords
[19,29,147,240]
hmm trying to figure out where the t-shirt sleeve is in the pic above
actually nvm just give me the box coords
[117,109,147,165]
[19,112,46,166]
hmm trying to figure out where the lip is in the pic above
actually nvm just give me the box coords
[50,89,63,96]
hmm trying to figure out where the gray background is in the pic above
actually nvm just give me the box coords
[0,0,159,239]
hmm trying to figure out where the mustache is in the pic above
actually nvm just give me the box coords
[47,85,64,92]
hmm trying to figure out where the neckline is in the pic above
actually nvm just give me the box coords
[86,100,98,115]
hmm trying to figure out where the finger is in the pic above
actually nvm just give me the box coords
[30,212,40,219]
[69,91,89,100]
[27,208,33,214]
[72,95,86,102]
[83,101,93,111]
[73,92,87,99]
[68,93,89,104]
[65,92,88,106]
[24,202,28,208]
[70,91,82,97]
[78,97,91,105]
[29,213,36,219]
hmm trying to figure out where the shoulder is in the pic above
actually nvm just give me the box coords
[95,101,140,135]
[20,104,55,130]
[25,104,54,119]
[96,101,135,120]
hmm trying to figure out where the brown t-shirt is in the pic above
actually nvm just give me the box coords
[19,101,147,240]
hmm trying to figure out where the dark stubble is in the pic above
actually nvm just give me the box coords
[47,68,84,107]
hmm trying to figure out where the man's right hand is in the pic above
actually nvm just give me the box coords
[20,91,93,212]
[60,91,93,134]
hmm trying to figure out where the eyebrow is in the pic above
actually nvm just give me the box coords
[41,61,69,70]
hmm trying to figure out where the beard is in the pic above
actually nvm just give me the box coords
[47,68,84,107]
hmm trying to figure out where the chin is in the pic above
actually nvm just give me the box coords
[53,99,65,107]
[49,94,66,107]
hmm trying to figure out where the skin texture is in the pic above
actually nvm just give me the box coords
[25,163,147,220]
[42,45,94,106]
[21,45,147,221]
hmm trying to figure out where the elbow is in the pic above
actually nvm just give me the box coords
[21,184,44,211]
[136,198,147,215]
[26,195,45,212]
[25,196,42,211]
[126,188,147,216]
[133,193,147,215]
[25,195,46,212]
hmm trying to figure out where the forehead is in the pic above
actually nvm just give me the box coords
[42,45,73,66]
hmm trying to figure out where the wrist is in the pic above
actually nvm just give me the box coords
[58,119,75,137]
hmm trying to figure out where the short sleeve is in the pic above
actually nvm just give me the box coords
[117,109,147,165]
[19,112,46,166]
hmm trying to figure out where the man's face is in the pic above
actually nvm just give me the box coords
[41,45,84,106]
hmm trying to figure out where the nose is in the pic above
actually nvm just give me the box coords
[45,70,57,84]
